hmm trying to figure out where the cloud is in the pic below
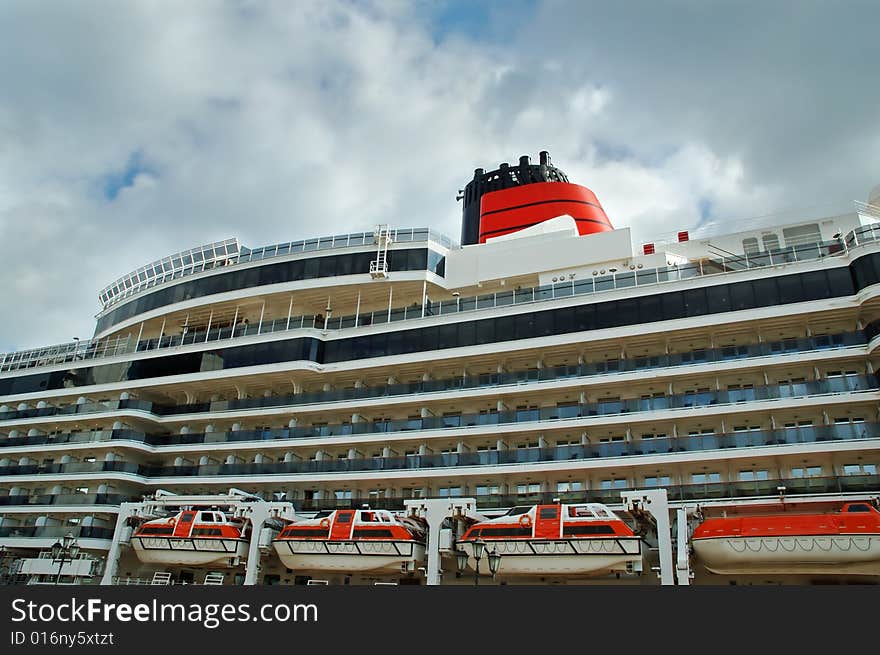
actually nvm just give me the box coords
[0,1,877,353]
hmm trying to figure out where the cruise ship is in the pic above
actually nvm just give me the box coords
[1,151,879,586]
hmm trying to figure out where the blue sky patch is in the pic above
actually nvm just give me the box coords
[101,150,156,201]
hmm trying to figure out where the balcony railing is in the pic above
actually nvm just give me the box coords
[295,474,880,511]
[0,525,114,540]
[0,331,866,426]
[1,375,876,453]
[0,420,876,480]
[98,228,455,310]
[4,222,880,375]
[0,493,133,507]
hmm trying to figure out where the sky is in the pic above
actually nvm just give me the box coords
[1,0,879,353]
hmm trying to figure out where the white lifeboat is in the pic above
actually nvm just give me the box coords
[273,508,426,573]
[457,503,642,576]
[692,501,880,575]
[131,509,248,566]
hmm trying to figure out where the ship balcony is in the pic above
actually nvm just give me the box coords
[0,524,115,551]
[295,474,879,512]
[0,330,869,429]
[1,375,878,456]
[0,493,133,510]
[0,421,876,482]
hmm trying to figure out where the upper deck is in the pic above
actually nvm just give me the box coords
[2,205,879,377]
[97,227,456,313]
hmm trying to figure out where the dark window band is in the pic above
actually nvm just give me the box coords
[3,254,878,397]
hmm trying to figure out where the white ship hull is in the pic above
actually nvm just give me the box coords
[693,535,880,575]
[467,538,643,576]
[132,537,248,566]
[274,540,425,573]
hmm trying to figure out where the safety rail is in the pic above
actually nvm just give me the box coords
[99,228,455,310]
[3,222,880,375]
[0,408,880,480]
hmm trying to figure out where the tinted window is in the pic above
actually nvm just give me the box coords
[4,261,875,397]
[683,288,707,317]
[660,292,683,320]
[751,278,780,307]
[539,507,559,519]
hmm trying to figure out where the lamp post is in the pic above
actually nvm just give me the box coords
[456,539,501,586]
[50,533,80,585]
[487,548,501,579]
[0,545,8,584]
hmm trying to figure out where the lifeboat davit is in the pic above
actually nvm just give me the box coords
[458,503,642,576]
[692,502,880,575]
[131,509,248,566]
[273,508,427,573]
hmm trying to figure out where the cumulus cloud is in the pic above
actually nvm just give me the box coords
[0,0,877,352]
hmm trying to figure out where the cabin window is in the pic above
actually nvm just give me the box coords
[846,504,872,513]
[556,481,583,493]
[784,421,813,429]
[476,485,500,496]
[516,483,541,494]
[139,526,174,536]
[563,525,615,536]
[843,463,877,475]
[782,223,821,247]
[599,479,627,490]
[742,237,759,255]
[790,466,822,478]
[539,508,558,520]
[353,528,394,538]
[737,470,768,482]
[644,476,671,487]
[336,512,353,523]
[192,527,221,536]
[180,512,194,523]
[200,512,215,522]
[437,487,462,497]
[506,506,531,516]
[762,233,780,250]
[479,527,531,537]
[691,472,721,484]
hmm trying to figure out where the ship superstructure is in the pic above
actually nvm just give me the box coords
[1,151,879,586]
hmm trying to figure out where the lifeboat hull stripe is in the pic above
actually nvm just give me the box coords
[274,539,419,557]
[132,537,246,553]
[458,537,641,556]
[131,538,248,566]
[693,535,880,575]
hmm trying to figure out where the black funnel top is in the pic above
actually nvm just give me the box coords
[459,151,569,246]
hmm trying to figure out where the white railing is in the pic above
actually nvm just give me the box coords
[4,223,880,376]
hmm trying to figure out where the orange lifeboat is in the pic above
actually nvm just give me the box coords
[273,508,427,573]
[131,509,248,566]
[692,502,880,575]
[457,503,642,576]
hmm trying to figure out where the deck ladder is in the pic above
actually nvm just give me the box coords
[369,225,393,278]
